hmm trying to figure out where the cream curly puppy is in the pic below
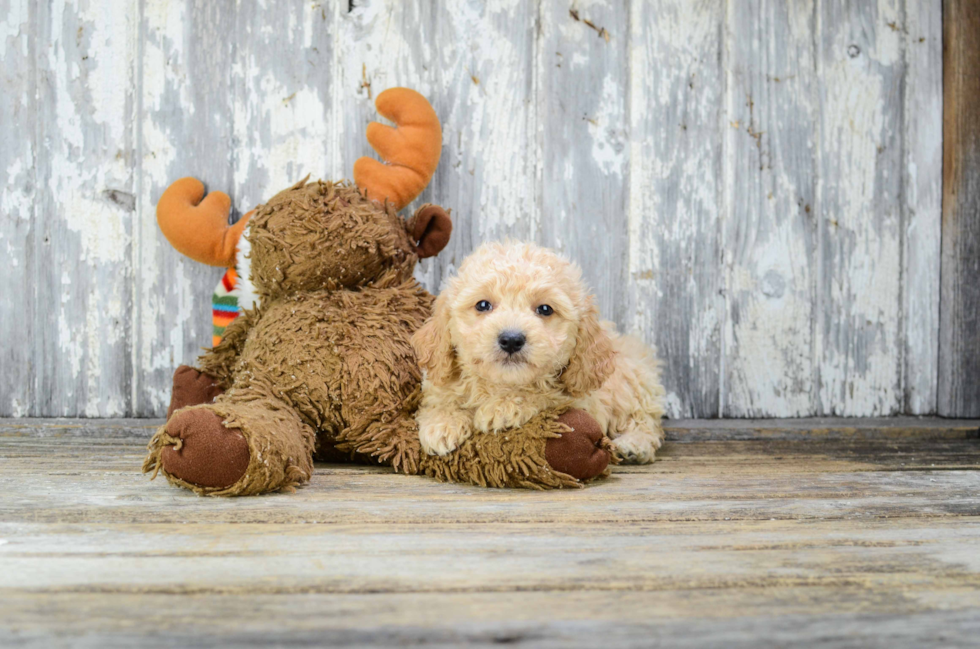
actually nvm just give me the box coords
[411,241,666,464]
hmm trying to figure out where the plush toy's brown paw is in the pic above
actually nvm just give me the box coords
[160,408,250,489]
[167,365,225,420]
[546,409,610,481]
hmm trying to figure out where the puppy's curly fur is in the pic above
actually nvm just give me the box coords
[412,241,666,464]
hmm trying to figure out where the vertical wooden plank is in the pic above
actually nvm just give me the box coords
[34,0,136,416]
[722,1,818,417]
[232,1,339,211]
[134,0,237,416]
[427,0,540,293]
[0,0,36,416]
[537,0,629,324]
[337,1,435,176]
[939,0,980,417]
[628,0,725,418]
[816,0,905,416]
[335,1,439,287]
[902,0,942,415]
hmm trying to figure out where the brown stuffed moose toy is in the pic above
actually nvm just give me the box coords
[143,88,611,496]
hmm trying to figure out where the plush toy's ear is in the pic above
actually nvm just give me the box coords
[411,290,458,388]
[560,299,616,398]
[157,177,250,267]
[407,204,452,258]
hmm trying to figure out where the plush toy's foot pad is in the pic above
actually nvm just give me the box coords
[160,409,250,489]
[167,365,225,420]
[546,410,610,481]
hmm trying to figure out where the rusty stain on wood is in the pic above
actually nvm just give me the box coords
[569,8,610,42]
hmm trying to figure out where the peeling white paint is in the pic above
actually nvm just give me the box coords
[721,0,817,418]
[1,0,944,418]
[662,391,683,417]
[0,0,36,416]
[58,271,82,383]
[901,2,942,414]
[236,74,328,204]
[0,0,30,59]
[32,0,136,416]
[7,399,27,417]
[135,0,209,415]
[2,156,33,220]
[588,76,626,177]
[137,114,179,379]
[872,0,903,66]
[817,2,904,416]
[628,0,725,417]
[438,0,535,233]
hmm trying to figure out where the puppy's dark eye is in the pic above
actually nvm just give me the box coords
[536,304,554,317]
[475,300,492,312]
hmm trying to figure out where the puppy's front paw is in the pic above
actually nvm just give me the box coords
[612,430,660,465]
[419,418,471,456]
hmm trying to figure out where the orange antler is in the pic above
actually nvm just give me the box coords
[353,88,442,211]
[156,178,250,267]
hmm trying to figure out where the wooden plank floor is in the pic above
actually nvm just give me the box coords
[1,418,979,648]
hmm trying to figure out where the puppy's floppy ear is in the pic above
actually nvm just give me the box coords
[411,290,457,387]
[561,299,616,398]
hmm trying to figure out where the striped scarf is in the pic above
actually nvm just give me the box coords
[211,225,259,347]
[212,268,241,347]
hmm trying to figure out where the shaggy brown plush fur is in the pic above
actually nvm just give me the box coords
[420,409,614,490]
[143,180,610,495]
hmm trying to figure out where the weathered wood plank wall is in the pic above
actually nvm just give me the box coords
[0,0,948,418]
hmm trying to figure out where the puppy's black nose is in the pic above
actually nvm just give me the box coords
[498,330,526,355]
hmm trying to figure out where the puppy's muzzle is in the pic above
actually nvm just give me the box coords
[497,330,526,355]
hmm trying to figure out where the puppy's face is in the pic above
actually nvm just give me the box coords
[446,246,582,386]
